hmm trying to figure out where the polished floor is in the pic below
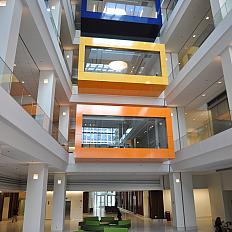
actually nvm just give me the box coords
[0,213,214,232]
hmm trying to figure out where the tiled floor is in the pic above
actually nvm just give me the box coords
[0,214,214,232]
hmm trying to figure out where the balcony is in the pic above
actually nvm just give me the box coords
[78,37,168,97]
[80,0,162,41]
[74,104,174,162]
[0,57,68,151]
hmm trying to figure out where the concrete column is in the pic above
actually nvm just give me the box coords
[23,164,48,232]
[0,0,23,69]
[50,0,62,34]
[143,191,149,218]
[208,173,225,221]
[169,172,197,230]
[51,173,66,232]
[37,71,56,130]
[220,46,232,113]
[64,50,73,74]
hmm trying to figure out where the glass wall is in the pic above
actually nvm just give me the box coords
[84,46,162,76]
[87,0,158,18]
[82,115,168,148]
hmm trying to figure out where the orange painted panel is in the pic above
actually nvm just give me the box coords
[74,104,175,162]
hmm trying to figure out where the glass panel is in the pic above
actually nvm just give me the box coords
[82,115,168,148]
[84,46,162,76]
[86,0,157,18]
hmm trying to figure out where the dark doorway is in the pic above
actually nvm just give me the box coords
[65,201,71,219]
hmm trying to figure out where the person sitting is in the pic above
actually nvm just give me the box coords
[117,208,122,221]
[215,217,223,232]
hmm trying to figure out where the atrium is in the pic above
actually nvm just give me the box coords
[0,0,232,231]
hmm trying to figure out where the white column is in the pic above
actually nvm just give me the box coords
[50,0,62,34]
[169,173,197,230]
[208,173,225,221]
[58,106,70,141]
[0,0,23,69]
[23,164,48,232]
[172,107,187,151]
[220,46,232,113]
[37,71,56,130]
[209,0,226,24]
[51,173,66,232]
[64,50,73,74]
[143,191,149,218]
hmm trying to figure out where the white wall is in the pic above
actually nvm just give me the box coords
[66,191,83,221]
[193,189,212,218]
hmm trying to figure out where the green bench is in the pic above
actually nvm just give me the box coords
[81,220,105,232]
[104,228,128,232]
[101,216,116,224]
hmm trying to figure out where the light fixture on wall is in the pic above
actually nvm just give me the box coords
[33,174,39,180]
[109,61,128,71]
[0,1,7,7]
[58,179,62,185]
[43,79,49,84]
[175,178,180,183]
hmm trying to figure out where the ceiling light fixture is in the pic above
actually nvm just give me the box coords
[206,16,210,20]
[47,8,51,12]
[175,178,180,183]
[202,94,206,97]
[22,81,25,84]
[193,34,196,38]
[109,61,128,71]
[171,113,174,117]
[217,81,222,84]
[66,54,70,59]
[51,5,56,10]
[58,179,62,185]
[62,112,67,116]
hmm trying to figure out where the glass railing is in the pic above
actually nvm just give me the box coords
[214,0,232,26]
[161,0,179,25]
[0,57,68,151]
[174,110,232,151]
[174,78,232,151]
[44,0,72,76]
[178,9,214,70]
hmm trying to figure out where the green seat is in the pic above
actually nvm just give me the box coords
[84,216,99,222]
[85,221,100,226]
[101,216,115,223]
[104,228,128,232]
[73,230,84,232]
[117,220,131,228]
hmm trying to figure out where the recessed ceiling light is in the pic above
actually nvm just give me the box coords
[202,94,206,97]
[136,141,139,144]
[22,81,25,84]
[178,62,181,65]
[109,61,127,71]
[62,112,67,116]
[51,5,56,10]
[58,179,62,184]
[47,8,51,12]
[171,113,174,117]
[175,178,180,183]
[206,16,210,20]
[28,94,31,97]
[193,35,196,38]
[217,81,222,84]
[66,54,70,59]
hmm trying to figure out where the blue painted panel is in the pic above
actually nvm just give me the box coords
[81,0,162,26]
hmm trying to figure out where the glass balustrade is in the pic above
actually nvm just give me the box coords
[0,57,68,151]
